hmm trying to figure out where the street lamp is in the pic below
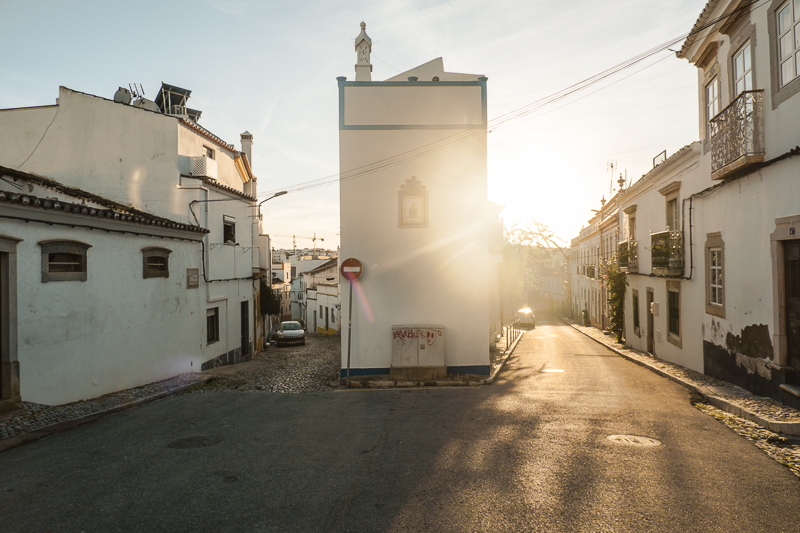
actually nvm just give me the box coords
[257,191,287,220]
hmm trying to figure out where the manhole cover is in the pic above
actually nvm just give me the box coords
[607,435,662,447]
[541,369,565,373]
[168,436,224,449]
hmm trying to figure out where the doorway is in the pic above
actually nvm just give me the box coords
[240,301,249,360]
[786,240,800,371]
[325,306,329,332]
[646,288,655,355]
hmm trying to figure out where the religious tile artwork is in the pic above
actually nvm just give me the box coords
[398,176,428,228]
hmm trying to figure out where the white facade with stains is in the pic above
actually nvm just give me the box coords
[0,86,264,406]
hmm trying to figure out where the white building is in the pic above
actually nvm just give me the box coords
[593,0,800,410]
[571,194,619,330]
[338,23,497,379]
[673,0,800,407]
[0,85,267,406]
[301,258,340,334]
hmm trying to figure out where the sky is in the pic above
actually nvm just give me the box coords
[0,0,709,250]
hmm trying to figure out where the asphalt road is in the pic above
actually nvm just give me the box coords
[2,314,799,532]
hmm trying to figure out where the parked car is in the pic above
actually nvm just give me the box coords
[517,307,535,329]
[275,321,305,347]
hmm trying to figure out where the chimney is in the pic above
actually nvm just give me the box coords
[240,131,253,168]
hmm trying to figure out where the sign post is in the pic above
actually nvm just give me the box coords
[340,258,364,387]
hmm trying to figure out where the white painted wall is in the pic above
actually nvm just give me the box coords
[0,86,261,403]
[339,69,491,373]
[7,219,202,405]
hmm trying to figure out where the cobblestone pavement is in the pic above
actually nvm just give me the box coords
[564,316,800,478]
[188,334,342,394]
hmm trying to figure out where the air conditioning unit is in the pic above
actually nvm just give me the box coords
[190,156,218,179]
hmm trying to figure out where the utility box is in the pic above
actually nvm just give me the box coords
[391,325,446,380]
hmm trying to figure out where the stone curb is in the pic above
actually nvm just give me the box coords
[0,376,212,455]
[561,317,800,436]
[342,330,525,390]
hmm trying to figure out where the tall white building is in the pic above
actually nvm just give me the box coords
[338,23,498,379]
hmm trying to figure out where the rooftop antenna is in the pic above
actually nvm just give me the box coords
[607,160,617,194]
[129,83,144,99]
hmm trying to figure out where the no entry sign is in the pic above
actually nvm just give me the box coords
[340,258,364,281]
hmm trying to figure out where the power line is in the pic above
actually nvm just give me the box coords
[260,0,764,196]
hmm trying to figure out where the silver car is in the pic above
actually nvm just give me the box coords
[276,321,305,347]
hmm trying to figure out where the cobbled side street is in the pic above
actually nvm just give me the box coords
[188,334,342,394]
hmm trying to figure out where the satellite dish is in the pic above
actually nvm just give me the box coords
[133,98,161,113]
[113,87,132,104]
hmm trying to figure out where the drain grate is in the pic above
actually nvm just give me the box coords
[607,435,662,447]
[168,436,224,449]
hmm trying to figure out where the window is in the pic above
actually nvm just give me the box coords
[778,1,800,86]
[667,280,681,348]
[733,42,753,95]
[632,289,641,336]
[39,240,91,283]
[142,247,171,279]
[705,232,726,318]
[207,307,219,344]
[204,146,215,159]
[223,215,236,244]
[706,77,720,135]
[666,198,679,231]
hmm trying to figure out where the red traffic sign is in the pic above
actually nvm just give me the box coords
[340,258,364,281]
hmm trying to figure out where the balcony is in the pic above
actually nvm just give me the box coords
[585,265,596,279]
[650,231,683,276]
[617,240,638,272]
[709,90,764,180]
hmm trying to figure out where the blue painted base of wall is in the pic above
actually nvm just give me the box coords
[448,365,490,376]
[340,368,390,378]
[339,365,490,378]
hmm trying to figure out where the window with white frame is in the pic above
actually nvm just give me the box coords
[706,77,720,131]
[666,198,679,231]
[778,0,800,86]
[705,232,726,318]
[710,249,723,304]
[733,41,753,95]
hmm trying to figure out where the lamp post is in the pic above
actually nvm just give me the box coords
[257,190,287,347]
[257,191,287,220]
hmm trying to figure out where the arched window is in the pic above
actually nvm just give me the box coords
[39,240,91,283]
[142,247,172,279]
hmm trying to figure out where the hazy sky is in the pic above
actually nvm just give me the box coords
[0,0,708,250]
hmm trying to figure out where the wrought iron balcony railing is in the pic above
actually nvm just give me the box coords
[650,231,683,276]
[617,240,638,272]
[586,265,596,279]
[709,90,764,180]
